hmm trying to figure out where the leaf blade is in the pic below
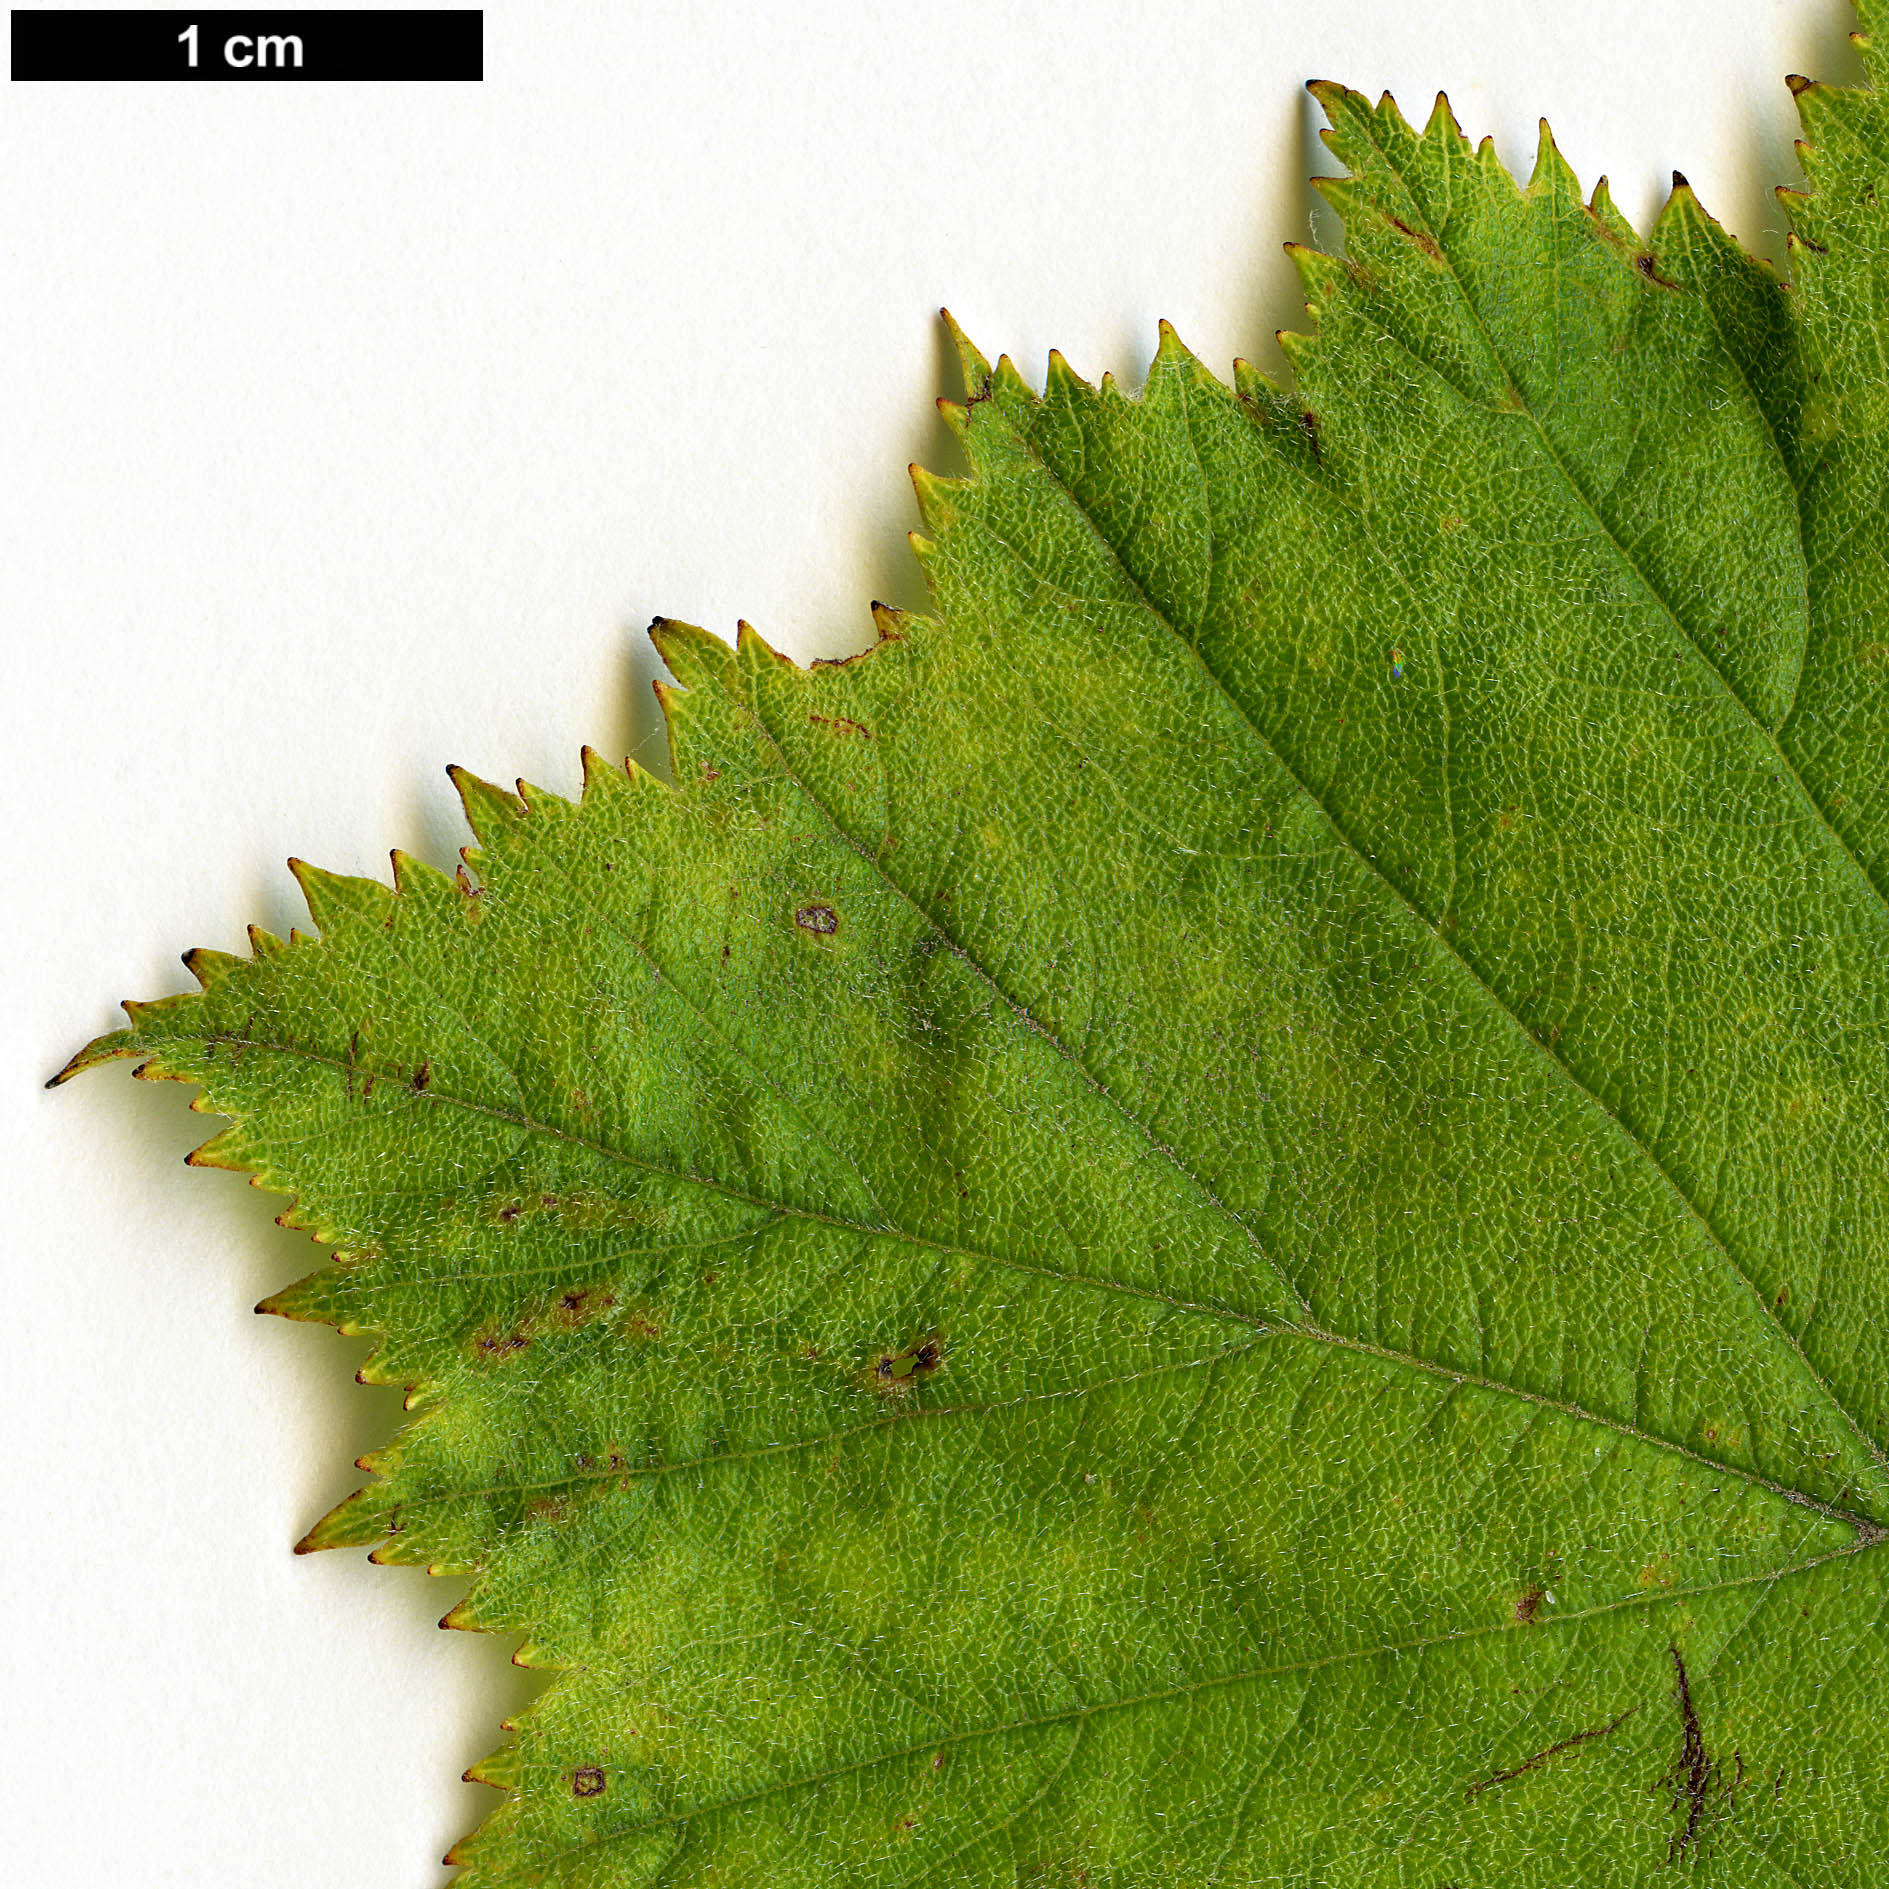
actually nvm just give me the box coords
[67,20,1889,1884]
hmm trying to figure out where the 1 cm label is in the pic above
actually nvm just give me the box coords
[177,22,303,69]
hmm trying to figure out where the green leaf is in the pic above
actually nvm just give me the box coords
[59,11,1889,1882]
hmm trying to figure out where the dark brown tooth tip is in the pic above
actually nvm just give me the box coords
[1672,170,1690,191]
[1787,72,1812,95]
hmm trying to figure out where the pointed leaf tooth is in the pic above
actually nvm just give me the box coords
[183,1126,247,1172]
[388,847,455,898]
[1275,323,1316,371]
[1284,239,1345,302]
[514,776,567,815]
[1423,89,1466,146]
[45,1026,137,1087]
[1862,0,1888,83]
[938,305,990,395]
[991,352,1035,403]
[181,946,241,989]
[910,462,961,532]
[447,764,527,844]
[287,855,393,934]
[1528,117,1581,200]
[869,599,915,641]
[1231,356,1293,412]
[256,1266,342,1322]
[295,1485,395,1554]
[645,615,735,695]
[1376,87,1417,135]
[935,393,972,443]
[353,1344,399,1387]
[578,743,634,807]
[733,618,789,667]
[462,1744,521,1790]
[1043,346,1089,401]
[1152,316,1194,368]
[1586,173,1634,244]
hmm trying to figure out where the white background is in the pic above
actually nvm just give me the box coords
[1,1,1870,1881]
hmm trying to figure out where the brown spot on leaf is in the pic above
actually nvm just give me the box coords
[551,1284,618,1329]
[572,1766,606,1798]
[873,1333,945,1393]
[474,1326,531,1361]
[1513,1585,1545,1624]
[795,903,840,935]
[809,712,874,740]
[1386,213,1442,259]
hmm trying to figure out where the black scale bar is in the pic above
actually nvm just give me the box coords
[12,9,483,80]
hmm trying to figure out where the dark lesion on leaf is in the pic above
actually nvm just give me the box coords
[549,1283,617,1329]
[571,1765,606,1798]
[795,902,841,936]
[617,1306,664,1342]
[1658,1644,1742,1861]
[871,1333,944,1395]
[1384,212,1442,260]
[808,711,874,740]
[473,1324,532,1362]
[1465,1705,1637,1800]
